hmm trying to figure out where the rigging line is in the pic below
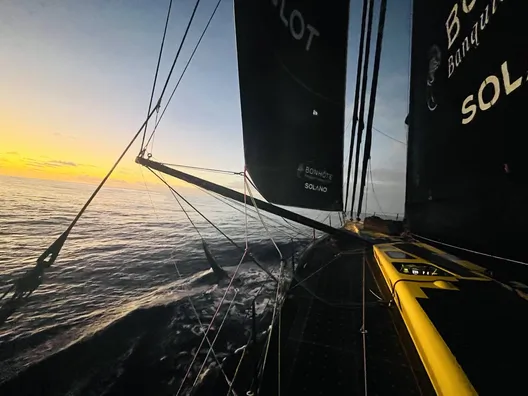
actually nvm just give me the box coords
[411,233,528,267]
[191,288,240,390]
[176,249,248,396]
[244,174,283,261]
[227,283,269,396]
[368,160,386,215]
[169,184,203,238]
[246,175,260,195]
[197,186,306,241]
[213,178,308,237]
[258,260,285,392]
[31,0,203,275]
[232,177,309,238]
[140,0,173,152]
[145,0,223,149]
[350,0,376,219]
[289,249,364,293]
[34,105,161,270]
[361,250,368,396]
[281,217,311,238]
[148,168,278,283]
[171,254,235,391]
[148,107,160,155]
[373,126,406,145]
[159,162,242,175]
[154,0,202,109]
[345,0,370,213]
[357,0,388,220]
[243,165,249,251]
[139,170,231,388]
[278,280,282,396]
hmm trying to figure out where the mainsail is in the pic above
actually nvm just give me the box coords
[234,0,350,211]
[406,0,528,260]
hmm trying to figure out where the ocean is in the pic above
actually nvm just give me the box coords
[0,175,320,395]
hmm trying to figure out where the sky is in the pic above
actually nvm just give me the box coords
[0,0,412,215]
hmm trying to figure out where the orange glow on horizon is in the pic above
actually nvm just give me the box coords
[0,150,199,191]
[0,110,197,190]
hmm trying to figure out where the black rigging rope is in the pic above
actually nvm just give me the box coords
[140,0,174,152]
[373,126,406,145]
[345,0,370,214]
[144,0,223,150]
[148,168,278,283]
[1,0,207,315]
[357,0,388,219]
[350,0,376,219]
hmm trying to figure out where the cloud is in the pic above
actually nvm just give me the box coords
[52,132,77,140]
[46,160,78,167]
[5,151,19,156]
[22,158,76,168]
[20,157,87,169]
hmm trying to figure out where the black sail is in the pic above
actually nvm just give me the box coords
[406,0,528,261]
[234,0,350,210]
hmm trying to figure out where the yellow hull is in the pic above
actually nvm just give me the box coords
[345,220,528,395]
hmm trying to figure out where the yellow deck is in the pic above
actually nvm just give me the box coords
[373,242,486,396]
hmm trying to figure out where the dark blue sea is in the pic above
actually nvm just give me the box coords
[0,175,334,395]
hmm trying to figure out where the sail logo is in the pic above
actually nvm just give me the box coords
[445,0,505,78]
[461,61,526,124]
[297,164,333,184]
[305,183,328,193]
[271,0,320,51]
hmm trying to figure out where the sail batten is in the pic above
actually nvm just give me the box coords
[234,0,350,211]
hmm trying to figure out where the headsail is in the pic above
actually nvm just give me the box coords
[234,0,350,211]
[406,0,528,260]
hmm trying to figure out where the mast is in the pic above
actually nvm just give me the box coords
[349,0,376,219]
[344,0,370,214]
[357,0,388,219]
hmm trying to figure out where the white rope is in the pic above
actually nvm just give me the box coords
[139,171,233,388]
[244,167,249,251]
[244,173,283,261]
[411,233,528,267]
[197,186,307,240]
[243,170,287,394]
[191,288,240,389]
[258,259,285,392]
[170,255,234,389]
[176,249,248,396]
[361,251,368,395]
[226,284,268,396]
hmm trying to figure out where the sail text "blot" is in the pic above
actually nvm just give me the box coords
[271,0,320,51]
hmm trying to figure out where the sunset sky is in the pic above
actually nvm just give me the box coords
[1,0,411,213]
